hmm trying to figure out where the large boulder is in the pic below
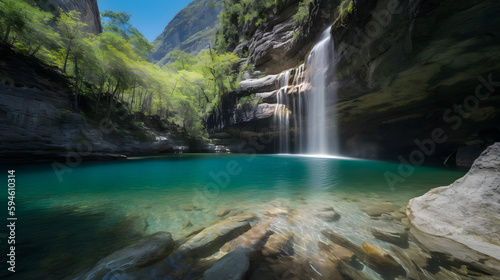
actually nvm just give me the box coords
[203,248,252,280]
[407,142,500,275]
[80,231,175,280]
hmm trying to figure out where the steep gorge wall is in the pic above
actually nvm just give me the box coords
[34,0,102,34]
[207,0,500,165]
[0,45,188,163]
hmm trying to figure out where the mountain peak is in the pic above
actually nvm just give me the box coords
[149,0,223,65]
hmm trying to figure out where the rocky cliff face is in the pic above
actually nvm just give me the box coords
[0,45,187,163]
[149,0,223,65]
[207,0,500,165]
[34,0,102,34]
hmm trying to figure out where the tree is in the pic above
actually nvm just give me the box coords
[0,0,50,43]
[167,50,197,71]
[101,10,153,58]
[57,9,87,73]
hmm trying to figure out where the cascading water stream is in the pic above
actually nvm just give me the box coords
[305,26,337,155]
[274,71,291,153]
[274,26,339,156]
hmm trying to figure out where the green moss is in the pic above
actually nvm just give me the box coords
[293,0,314,26]
[338,0,356,26]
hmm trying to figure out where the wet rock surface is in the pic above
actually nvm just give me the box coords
[371,218,408,247]
[74,197,500,280]
[203,248,252,280]
[408,142,500,275]
[206,0,500,162]
[80,231,174,280]
[177,219,252,258]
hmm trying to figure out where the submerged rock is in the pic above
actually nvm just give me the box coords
[80,231,174,280]
[177,216,254,258]
[361,203,401,217]
[223,220,272,252]
[262,231,294,257]
[182,220,192,229]
[266,207,289,216]
[371,218,408,247]
[215,208,231,217]
[204,248,252,280]
[312,206,341,222]
[390,245,420,280]
[229,212,258,222]
[407,142,500,275]
[322,229,404,277]
[338,261,372,280]
[178,222,251,258]
[305,241,354,279]
[317,241,354,262]
[361,242,402,272]
[180,204,202,211]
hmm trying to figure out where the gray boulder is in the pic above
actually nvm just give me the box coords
[407,142,500,275]
[80,231,175,280]
[203,248,251,280]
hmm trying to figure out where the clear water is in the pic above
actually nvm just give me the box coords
[0,154,466,279]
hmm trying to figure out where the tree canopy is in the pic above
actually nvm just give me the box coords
[0,0,243,140]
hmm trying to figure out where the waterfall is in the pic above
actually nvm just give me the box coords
[274,70,291,153]
[305,26,338,155]
[274,26,339,155]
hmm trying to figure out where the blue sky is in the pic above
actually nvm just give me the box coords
[97,0,193,42]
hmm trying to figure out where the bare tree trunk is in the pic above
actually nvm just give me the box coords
[130,81,136,111]
[106,80,120,119]
[74,56,79,109]
[3,25,11,42]
[95,81,104,118]
[62,40,72,73]
[30,44,42,56]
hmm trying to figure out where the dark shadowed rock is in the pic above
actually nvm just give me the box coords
[80,231,174,280]
[322,229,404,277]
[204,248,252,280]
[223,220,272,252]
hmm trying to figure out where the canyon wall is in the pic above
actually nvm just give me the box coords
[207,0,500,165]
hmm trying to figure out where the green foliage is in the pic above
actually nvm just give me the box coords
[101,10,153,58]
[216,0,277,52]
[338,0,355,26]
[0,0,57,52]
[1,0,242,141]
[237,94,259,109]
[293,0,314,26]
